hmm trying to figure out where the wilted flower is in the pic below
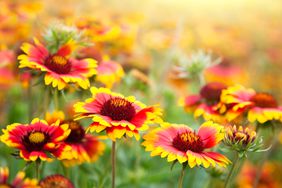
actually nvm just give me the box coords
[224,125,262,157]
[74,87,161,141]
[39,174,74,188]
[142,121,230,168]
[0,167,38,188]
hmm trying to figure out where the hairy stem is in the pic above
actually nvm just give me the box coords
[54,89,59,110]
[35,160,41,180]
[178,165,185,188]
[224,154,239,188]
[111,141,116,188]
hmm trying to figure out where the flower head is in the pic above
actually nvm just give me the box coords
[180,82,227,123]
[224,125,262,157]
[96,60,124,88]
[74,87,162,141]
[18,38,97,90]
[39,174,74,188]
[221,85,282,123]
[0,118,71,161]
[45,111,105,166]
[237,162,281,188]
[142,121,230,168]
[204,61,248,86]
[0,167,38,188]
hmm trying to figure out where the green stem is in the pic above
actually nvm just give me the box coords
[178,166,185,188]
[54,89,59,110]
[62,163,70,178]
[35,160,41,180]
[224,154,239,188]
[111,141,116,188]
[253,133,278,187]
[27,80,33,122]
[43,87,50,114]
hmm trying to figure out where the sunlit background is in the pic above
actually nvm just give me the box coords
[1,0,282,187]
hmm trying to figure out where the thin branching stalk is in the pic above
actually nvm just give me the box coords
[111,141,116,188]
[224,154,239,188]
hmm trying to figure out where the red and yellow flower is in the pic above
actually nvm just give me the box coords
[0,167,38,188]
[0,118,71,161]
[237,162,282,188]
[204,61,248,86]
[0,49,16,90]
[142,121,230,168]
[96,60,124,88]
[180,82,227,123]
[74,87,162,141]
[18,38,97,90]
[39,174,74,188]
[221,85,282,123]
[45,111,105,166]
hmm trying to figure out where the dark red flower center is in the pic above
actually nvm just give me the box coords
[100,97,136,121]
[45,55,71,74]
[172,131,204,152]
[250,93,278,108]
[200,82,227,104]
[22,131,48,152]
[65,121,85,143]
[40,174,74,188]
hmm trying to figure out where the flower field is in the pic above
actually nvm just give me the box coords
[1,0,282,187]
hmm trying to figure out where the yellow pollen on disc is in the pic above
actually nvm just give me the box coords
[235,132,247,141]
[110,98,128,107]
[52,55,68,65]
[180,132,199,143]
[29,132,45,143]
[69,121,80,130]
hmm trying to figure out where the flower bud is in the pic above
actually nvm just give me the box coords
[224,125,262,157]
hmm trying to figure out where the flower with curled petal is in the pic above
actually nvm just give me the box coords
[142,121,230,168]
[18,38,97,90]
[221,85,282,123]
[74,87,162,141]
